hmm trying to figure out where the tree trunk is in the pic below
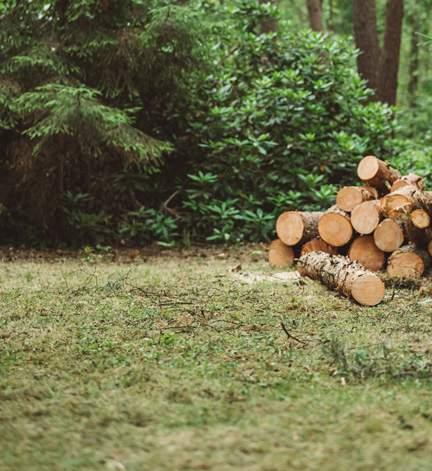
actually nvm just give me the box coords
[276,211,322,246]
[348,235,385,272]
[259,0,279,33]
[298,252,385,306]
[352,0,381,92]
[377,0,404,105]
[268,239,295,267]
[318,206,353,247]
[408,10,421,107]
[306,0,324,31]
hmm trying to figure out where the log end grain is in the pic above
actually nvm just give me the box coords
[276,211,304,246]
[318,212,353,247]
[336,186,374,212]
[268,239,295,267]
[374,219,404,252]
[351,274,385,306]
[348,235,385,272]
[387,250,425,279]
[411,208,431,229]
[381,193,413,217]
[357,155,380,182]
[351,200,381,234]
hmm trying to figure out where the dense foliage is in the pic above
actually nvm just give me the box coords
[182,3,395,242]
[0,0,204,244]
[0,0,427,246]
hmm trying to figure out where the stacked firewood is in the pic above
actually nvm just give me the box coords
[269,155,432,306]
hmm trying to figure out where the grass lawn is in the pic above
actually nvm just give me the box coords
[1,246,432,471]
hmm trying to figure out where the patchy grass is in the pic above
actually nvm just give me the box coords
[1,247,432,470]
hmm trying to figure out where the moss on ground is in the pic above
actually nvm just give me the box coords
[1,247,432,470]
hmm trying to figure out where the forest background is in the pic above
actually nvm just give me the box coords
[0,0,430,247]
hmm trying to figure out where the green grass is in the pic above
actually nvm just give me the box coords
[1,247,432,470]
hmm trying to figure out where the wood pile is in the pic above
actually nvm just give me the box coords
[269,155,431,306]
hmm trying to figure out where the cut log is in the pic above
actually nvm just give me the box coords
[300,238,338,256]
[373,218,404,252]
[380,185,418,218]
[351,200,382,234]
[348,235,385,272]
[390,174,424,192]
[387,245,430,278]
[318,206,353,247]
[276,211,321,246]
[381,188,432,220]
[336,186,377,212]
[298,252,385,306]
[268,239,295,267]
[357,155,400,190]
[410,208,431,229]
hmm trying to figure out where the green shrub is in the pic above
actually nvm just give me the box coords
[0,0,206,242]
[182,4,396,242]
[0,0,406,246]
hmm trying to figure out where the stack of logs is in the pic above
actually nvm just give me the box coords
[269,155,432,306]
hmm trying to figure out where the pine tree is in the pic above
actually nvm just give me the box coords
[0,0,204,238]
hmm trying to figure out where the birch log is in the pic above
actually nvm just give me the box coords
[298,252,385,306]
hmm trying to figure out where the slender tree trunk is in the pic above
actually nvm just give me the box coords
[352,0,381,93]
[306,0,324,31]
[259,0,278,33]
[377,0,404,105]
[408,11,420,107]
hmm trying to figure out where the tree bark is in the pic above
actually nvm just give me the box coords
[377,0,404,105]
[298,252,385,306]
[306,0,324,31]
[259,0,279,33]
[352,0,381,92]
[352,0,404,105]
[408,10,420,107]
